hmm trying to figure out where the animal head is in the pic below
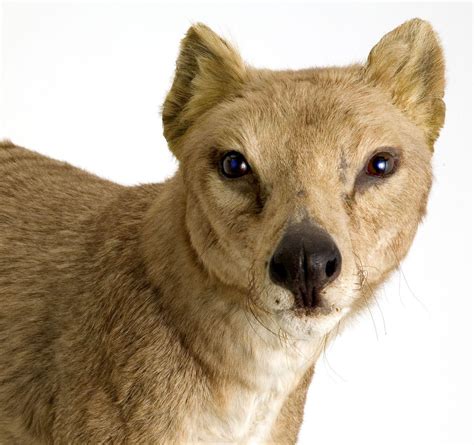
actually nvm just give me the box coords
[162,19,445,337]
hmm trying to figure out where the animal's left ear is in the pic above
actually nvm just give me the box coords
[364,18,446,149]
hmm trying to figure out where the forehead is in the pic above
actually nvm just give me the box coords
[209,70,417,179]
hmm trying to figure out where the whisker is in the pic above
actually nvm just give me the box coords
[352,251,381,341]
[245,261,284,342]
[373,290,387,336]
[322,332,346,383]
[242,297,269,347]
[388,241,428,312]
[362,292,379,341]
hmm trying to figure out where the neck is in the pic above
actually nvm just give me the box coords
[138,172,326,442]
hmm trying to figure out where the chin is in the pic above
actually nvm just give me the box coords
[275,305,350,340]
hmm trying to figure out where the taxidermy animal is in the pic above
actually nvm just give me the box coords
[0,18,445,444]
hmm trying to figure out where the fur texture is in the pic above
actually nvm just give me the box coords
[0,19,445,444]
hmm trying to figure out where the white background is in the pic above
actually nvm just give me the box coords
[0,2,472,444]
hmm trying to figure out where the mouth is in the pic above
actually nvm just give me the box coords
[275,303,349,338]
[269,284,343,317]
[291,302,342,318]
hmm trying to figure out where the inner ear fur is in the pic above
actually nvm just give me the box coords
[162,24,248,159]
[364,18,446,149]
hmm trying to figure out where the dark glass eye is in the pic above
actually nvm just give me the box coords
[366,152,397,177]
[220,151,251,178]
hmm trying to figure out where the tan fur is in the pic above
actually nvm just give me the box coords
[0,19,445,444]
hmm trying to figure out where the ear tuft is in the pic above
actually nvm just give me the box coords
[162,24,247,158]
[364,19,446,149]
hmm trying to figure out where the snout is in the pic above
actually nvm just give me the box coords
[269,222,342,310]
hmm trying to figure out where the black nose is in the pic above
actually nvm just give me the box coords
[269,222,342,309]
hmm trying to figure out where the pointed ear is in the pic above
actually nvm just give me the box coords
[162,24,248,159]
[364,19,446,149]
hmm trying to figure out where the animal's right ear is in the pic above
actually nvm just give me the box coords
[162,24,248,160]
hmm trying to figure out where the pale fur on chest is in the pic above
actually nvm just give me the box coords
[185,326,319,444]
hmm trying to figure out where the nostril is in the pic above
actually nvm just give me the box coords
[325,258,337,278]
[269,256,287,284]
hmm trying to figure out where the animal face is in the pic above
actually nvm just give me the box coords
[162,20,445,337]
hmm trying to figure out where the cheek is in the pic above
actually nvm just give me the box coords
[207,175,255,216]
[189,173,261,259]
[349,180,430,281]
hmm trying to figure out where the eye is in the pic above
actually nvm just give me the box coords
[220,151,251,178]
[366,151,397,177]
